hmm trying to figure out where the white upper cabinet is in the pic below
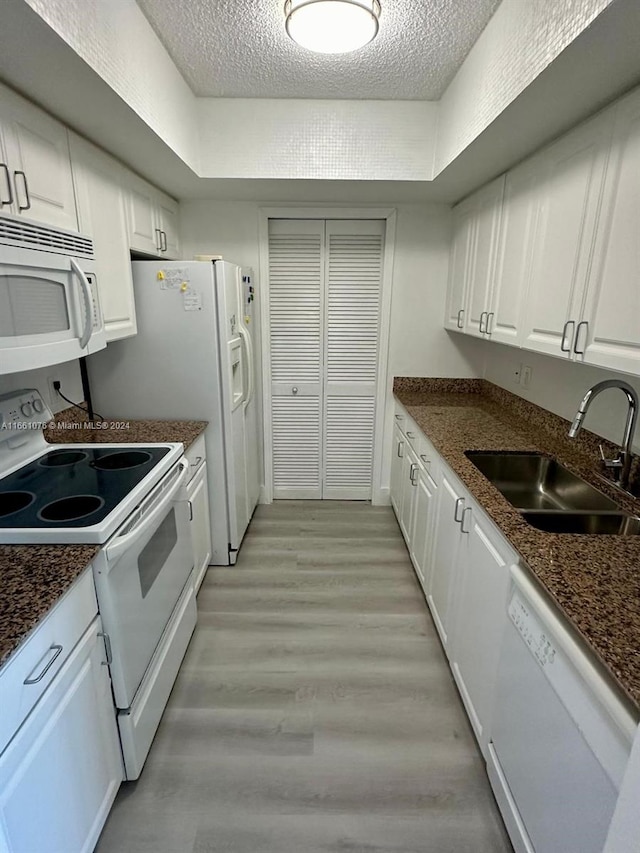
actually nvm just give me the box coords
[126,173,180,259]
[444,199,475,332]
[70,133,137,341]
[520,112,610,359]
[443,83,640,377]
[464,176,504,339]
[580,87,640,375]
[489,158,541,347]
[0,83,78,231]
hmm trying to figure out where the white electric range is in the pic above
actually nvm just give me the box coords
[0,389,197,779]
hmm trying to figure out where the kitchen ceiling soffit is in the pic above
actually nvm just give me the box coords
[135,0,501,100]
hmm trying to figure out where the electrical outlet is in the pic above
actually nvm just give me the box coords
[522,365,533,388]
[514,363,523,384]
[47,376,60,408]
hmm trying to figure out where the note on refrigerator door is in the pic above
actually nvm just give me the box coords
[183,288,202,311]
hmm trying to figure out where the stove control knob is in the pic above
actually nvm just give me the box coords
[20,402,33,417]
[33,399,44,413]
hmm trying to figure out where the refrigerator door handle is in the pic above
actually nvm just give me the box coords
[238,324,254,405]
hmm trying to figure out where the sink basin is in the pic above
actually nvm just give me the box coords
[522,512,640,536]
[465,452,619,512]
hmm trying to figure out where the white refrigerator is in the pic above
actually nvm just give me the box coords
[88,259,260,565]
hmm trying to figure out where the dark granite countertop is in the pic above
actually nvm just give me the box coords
[0,407,207,672]
[44,405,207,450]
[0,545,99,669]
[394,377,640,712]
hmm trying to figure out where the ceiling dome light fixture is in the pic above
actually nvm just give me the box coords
[284,0,381,55]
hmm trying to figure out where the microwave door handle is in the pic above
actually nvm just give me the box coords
[104,460,189,565]
[70,258,93,349]
[238,325,253,404]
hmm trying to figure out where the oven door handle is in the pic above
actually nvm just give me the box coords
[105,460,189,564]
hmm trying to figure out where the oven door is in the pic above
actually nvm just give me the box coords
[93,459,194,709]
[0,248,105,373]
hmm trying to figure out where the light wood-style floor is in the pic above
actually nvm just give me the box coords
[97,501,513,853]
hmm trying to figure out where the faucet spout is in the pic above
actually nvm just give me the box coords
[568,379,639,490]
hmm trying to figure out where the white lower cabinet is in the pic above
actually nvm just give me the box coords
[389,424,405,515]
[427,470,464,649]
[0,616,122,853]
[188,461,212,592]
[391,402,515,757]
[449,500,515,756]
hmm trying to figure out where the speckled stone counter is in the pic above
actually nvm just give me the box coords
[0,545,98,669]
[394,377,640,712]
[44,405,207,450]
[1,408,207,671]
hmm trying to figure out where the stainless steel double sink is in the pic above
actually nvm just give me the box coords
[465,451,640,535]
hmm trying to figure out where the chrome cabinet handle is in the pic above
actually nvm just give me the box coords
[420,453,430,467]
[155,228,162,252]
[406,431,415,439]
[394,414,402,420]
[479,311,488,334]
[188,500,194,521]
[0,163,13,205]
[98,632,112,666]
[14,170,31,211]
[397,441,404,458]
[574,320,588,355]
[560,320,575,353]
[454,497,465,522]
[409,463,418,485]
[486,312,494,335]
[461,506,472,533]
[190,455,204,472]
[456,308,464,329]
[160,230,167,252]
[23,644,63,684]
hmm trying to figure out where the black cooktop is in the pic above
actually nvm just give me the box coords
[0,446,171,528]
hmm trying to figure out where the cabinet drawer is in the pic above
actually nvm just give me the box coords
[185,434,206,484]
[0,568,97,756]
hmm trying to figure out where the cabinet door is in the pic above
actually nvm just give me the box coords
[389,424,405,516]
[465,177,504,339]
[409,465,438,591]
[444,200,475,332]
[0,619,122,853]
[581,89,640,375]
[399,443,419,544]
[427,472,463,650]
[70,134,137,341]
[450,507,513,756]
[0,84,78,231]
[490,159,540,347]
[156,191,180,259]
[187,462,212,593]
[126,174,162,255]
[521,113,610,359]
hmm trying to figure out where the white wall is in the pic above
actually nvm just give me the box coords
[0,360,84,416]
[435,0,614,174]
[23,0,199,170]
[197,99,437,181]
[484,344,640,453]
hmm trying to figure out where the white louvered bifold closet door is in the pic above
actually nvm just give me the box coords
[323,220,384,499]
[269,220,324,498]
[268,219,384,500]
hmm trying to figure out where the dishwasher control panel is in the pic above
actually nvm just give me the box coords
[509,593,557,668]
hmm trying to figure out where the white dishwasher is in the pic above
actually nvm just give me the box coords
[487,565,638,853]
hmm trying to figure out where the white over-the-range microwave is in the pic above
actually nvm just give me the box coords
[0,212,106,374]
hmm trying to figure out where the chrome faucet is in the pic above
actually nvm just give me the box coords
[568,379,639,491]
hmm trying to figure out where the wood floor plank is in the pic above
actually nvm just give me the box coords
[96,500,512,853]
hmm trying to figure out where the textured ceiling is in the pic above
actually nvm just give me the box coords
[136,0,502,100]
